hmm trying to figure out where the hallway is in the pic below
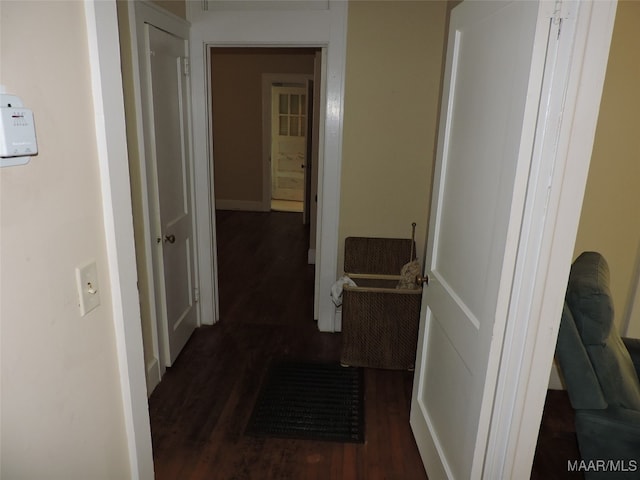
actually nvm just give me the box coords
[148,210,427,479]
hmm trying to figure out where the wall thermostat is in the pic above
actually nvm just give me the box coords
[0,93,38,168]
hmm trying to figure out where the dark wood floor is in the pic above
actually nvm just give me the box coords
[149,210,582,480]
[532,389,584,479]
[149,210,427,480]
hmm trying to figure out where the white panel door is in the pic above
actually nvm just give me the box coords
[410,2,550,478]
[303,79,314,225]
[271,86,307,202]
[147,24,197,366]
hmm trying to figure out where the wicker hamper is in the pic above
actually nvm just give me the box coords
[340,237,423,370]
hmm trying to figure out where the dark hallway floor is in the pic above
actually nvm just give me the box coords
[148,210,427,480]
[148,210,582,479]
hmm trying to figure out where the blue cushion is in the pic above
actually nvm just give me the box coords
[556,303,607,410]
[566,252,614,345]
[566,252,640,410]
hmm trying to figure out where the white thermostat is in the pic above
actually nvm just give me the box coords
[0,93,38,168]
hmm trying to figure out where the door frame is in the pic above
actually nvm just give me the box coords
[483,2,618,477]
[125,2,198,392]
[187,1,348,330]
[84,1,154,478]
[261,73,314,212]
[86,0,616,478]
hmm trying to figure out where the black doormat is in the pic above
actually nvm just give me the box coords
[245,361,365,443]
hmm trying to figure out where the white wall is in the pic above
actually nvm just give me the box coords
[0,2,130,477]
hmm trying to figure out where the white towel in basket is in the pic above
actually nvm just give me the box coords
[330,275,357,307]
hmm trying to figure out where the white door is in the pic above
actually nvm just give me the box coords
[271,86,307,202]
[303,79,314,224]
[410,2,551,478]
[147,24,198,366]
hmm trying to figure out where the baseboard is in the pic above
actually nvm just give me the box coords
[334,306,342,332]
[215,199,266,212]
[548,360,565,390]
[308,248,316,265]
[145,357,161,397]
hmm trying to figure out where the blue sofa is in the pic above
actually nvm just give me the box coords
[555,252,640,478]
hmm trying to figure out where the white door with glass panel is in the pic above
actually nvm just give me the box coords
[147,24,198,366]
[410,1,552,478]
[271,86,307,202]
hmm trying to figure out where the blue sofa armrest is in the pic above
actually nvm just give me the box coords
[623,337,640,380]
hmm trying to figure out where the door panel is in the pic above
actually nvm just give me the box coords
[148,24,197,366]
[410,1,548,478]
[423,314,473,463]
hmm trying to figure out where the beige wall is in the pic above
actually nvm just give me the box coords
[211,48,315,206]
[0,2,130,478]
[573,0,640,337]
[338,0,448,271]
[151,0,186,19]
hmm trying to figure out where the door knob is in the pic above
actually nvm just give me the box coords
[415,274,429,286]
[164,234,176,244]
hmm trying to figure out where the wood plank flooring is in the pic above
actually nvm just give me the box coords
[148,210,582,479]
[149,210,427,480]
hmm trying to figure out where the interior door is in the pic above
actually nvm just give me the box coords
[271,85,307,202]
[147,24,197,366]
[303,80,314,225]
[410,2,550,478]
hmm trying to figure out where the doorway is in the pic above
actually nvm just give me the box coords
[262,71,320,240]
[146,23,199,367]
[270,84,307,213]
[122,1,200,395]
[209,47,322,281]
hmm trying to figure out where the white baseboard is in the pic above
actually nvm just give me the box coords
[334,306,342,332]
[308,248,316,265]
[215,199,266,212]
[145,357,161,397]
[548,360,565,390]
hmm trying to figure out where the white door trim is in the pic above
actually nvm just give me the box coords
[188,1,348,331]
[261,72,313,212]
[84,1,154,478]
[484,1,618,478]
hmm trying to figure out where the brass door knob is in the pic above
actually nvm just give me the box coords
[415,274,429,286]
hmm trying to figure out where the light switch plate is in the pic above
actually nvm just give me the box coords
[75,260,100,316]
